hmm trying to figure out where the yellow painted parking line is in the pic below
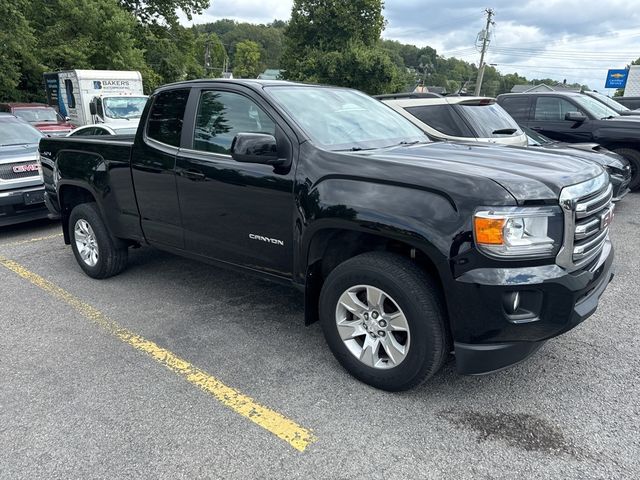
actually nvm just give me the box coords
[0,256,317,452]
[0,233,64,248]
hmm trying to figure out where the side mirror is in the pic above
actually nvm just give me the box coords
[89,103,96,115]
[231,133,285,166]
[565,111,587,122]
[64,116,70,121]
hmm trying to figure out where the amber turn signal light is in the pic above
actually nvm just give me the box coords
[474,217,505,245]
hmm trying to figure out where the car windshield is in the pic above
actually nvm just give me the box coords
[454,101,522,138]
[14,107,59,123]
[0,118,43,146]
[521,126,554,146]
[587,91,629,112]
[266,86,428,150]
[103,96,147,119]
[573,95,619,119]
[114,127,138,135]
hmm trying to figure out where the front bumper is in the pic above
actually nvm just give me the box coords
[450,240,614,375]
[0,185,49,227]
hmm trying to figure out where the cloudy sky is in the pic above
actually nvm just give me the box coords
[181,0,640,89]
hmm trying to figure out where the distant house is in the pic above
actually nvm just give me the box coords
[257,69,283,80]
[414,85,447,95]
[510,83,580,93]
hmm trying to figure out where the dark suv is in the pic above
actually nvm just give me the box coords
[497,91,640,189]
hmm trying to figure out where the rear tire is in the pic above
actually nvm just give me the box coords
[319,252,448,391]
[612,147,640,190]
[69,202,128,279]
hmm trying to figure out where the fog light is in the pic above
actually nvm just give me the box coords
[503,291,520,314]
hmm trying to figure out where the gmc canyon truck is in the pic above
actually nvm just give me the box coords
[40,80,615,391]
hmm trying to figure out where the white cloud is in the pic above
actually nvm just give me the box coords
[183,0,640,88]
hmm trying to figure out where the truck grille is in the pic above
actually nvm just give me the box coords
[0,161,40,181]
[557,174,612,271]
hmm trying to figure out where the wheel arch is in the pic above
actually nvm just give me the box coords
[57,182,100,245]
[302,226,451,339]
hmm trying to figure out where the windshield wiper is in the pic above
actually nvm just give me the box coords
[601,116,616,120]
[0,142,31,147]
[492,128,517,135]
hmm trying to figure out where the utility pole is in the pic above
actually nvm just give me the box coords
[474,8,495,96]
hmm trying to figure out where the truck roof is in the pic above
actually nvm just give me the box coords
[45,70,143,81]
[154,79,319,94]
[1,102,50,108]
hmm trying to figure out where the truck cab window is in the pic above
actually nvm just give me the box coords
[534,97,584,121]
[96,99,104,119]
[193,91,276,155]
[146,89,190,147]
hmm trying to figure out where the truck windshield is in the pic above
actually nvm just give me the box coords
[14,108,59,123]
[587,91,629,112]
[0,118,43,146]
[103,97,147,120]
[454,101,522,138]
[573,95,619,119]
[266,86,428,151]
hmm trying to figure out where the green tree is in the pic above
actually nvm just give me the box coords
[233,40,261,78]
[0,0,37,100]
[119,0,209,25]
[282,0,403,94]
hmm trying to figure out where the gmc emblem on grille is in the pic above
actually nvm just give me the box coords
[12,164,39,173]
[600,208,613,229]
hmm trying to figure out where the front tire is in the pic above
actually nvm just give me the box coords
[69,202,128,279]
[319,252,448,391]
[612,147,640,190]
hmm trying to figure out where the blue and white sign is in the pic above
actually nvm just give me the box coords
[605,69,628,89]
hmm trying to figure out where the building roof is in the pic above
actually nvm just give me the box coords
[510,83,581,93]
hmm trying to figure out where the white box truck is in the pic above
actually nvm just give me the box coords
[43,70,147,128]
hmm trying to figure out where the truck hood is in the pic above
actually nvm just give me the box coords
[33,122,74,133]
[0,143,39,164]
[357,141,603,203]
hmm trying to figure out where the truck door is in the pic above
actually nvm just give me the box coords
[130,88,190,248]
[175,86,295,278]
[528,96,594,143]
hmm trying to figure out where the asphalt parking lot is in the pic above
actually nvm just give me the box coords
[1,195,639,480]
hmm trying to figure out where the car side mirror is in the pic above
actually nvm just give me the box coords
[231,133,285,166]
[89,103,96,115]
[65,116,70,121]
[565,111,587,122]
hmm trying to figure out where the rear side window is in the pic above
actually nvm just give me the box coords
[404,105,472,137]
[146,89,189,147]
[499,97,531,122]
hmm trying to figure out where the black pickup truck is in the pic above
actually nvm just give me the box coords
[40,80,615,391]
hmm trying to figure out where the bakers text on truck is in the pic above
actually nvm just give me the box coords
[43,70,148,129]
[39,80,614,391]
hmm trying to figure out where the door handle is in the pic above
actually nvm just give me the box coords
[180,168,206,181]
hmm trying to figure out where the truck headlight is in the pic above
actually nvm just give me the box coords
[36,152,44,183]
[473,206,563,258]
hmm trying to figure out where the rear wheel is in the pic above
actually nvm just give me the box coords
[319,252,448,391]
[69,202,128,279]
[612,147,640,190]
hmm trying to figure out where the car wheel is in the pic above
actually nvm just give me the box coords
[319,252,448,391]
[612,147,640,190]
[69,202,128,279]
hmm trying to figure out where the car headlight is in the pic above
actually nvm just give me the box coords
[473,206,563,258]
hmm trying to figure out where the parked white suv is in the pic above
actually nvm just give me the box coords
[378,93,528,147]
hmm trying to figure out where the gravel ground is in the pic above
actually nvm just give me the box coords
[0,194,638,479]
